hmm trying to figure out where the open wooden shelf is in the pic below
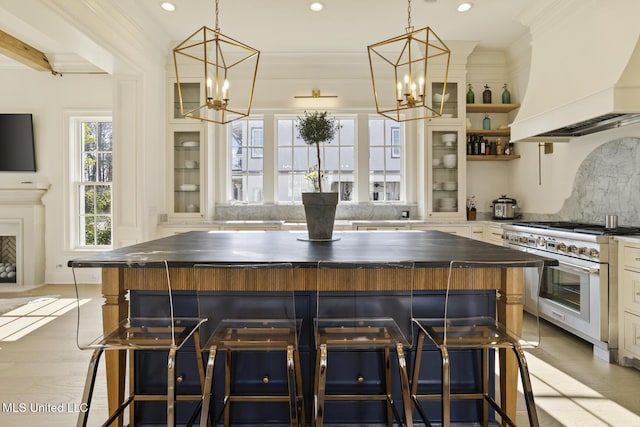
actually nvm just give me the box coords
[467,154,521,161]
[465,103,520,113]
[466,129,510,137]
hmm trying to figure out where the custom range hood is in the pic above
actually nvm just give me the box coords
[510,0,640,142]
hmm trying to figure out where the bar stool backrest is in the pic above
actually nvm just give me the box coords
[315,261,415,349]
[72,260,196,351]
[442,259,546,347]
[194,263,297,350]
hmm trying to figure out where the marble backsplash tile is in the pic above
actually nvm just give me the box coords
[556,138,640,226]
[215,204,418,221]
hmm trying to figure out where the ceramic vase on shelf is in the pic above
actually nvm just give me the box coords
[502,83,511,104]
[482,114,491,130]
[466,84,475,104]
[482,84,492,104]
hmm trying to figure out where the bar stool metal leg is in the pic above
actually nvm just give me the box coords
[397,344,413,427]
[482,348,489,426]
[168,347,177,427]
[314,344,328,427]
[384,347,393,427]
[441,347,451,427]
[286,346,299,427]
[77,349,104,427]
[294,348,306,425]
[515,346,540,427]
[199,346,217,427]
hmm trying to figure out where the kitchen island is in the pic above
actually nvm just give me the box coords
[69,230,555,426]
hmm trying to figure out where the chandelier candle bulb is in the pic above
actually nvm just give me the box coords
[222,79,229,100]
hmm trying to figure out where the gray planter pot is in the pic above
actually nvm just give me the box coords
[302,192,338,240]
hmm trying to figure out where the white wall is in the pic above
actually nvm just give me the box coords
[0,67,113,285]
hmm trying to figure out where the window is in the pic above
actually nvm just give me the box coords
[73,118,113,247]
[369,119,403,201]
[277,116,355,203]
[231,119,264,202]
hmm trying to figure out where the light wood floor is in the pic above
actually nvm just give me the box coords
[1,284,640,426]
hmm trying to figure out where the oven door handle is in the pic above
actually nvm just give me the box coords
[557,260,600,275]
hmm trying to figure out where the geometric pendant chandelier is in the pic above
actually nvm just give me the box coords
[367,0,450,122]
[173,0,260,124]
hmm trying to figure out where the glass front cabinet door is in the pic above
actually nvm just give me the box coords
[427,126,466,218]
[170,79,203,123]
[170,126,204,216]
[430,81,459,119]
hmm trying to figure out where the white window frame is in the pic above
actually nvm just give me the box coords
[229,117,265,203]
[368,116,406,202]
[67,113,113,250]
[275,114,357,204]
[219,112,409,207]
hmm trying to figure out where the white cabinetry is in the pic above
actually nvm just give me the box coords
[618,240,640,367]
[484,223,505,246]
[167,76,211,219]
[411,79,467,220]
[168,126,206,218]
[426,126,466,219]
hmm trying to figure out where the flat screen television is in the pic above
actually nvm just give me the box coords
[0,114,36,172]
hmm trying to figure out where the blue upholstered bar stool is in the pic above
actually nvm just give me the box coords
[411,260,544,427]
[194,263,304,427]
[313,261,415,427]
[73,261,206,427]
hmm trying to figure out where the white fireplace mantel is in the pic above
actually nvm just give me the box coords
[0,183,50,204]
[0,182,49,290]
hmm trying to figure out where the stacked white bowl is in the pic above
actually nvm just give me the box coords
[438,197,457,209]
[443,154,457,168]
[441,133,457,146]
[443,181,457,191]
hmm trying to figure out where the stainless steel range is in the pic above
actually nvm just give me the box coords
[502,221,640,362]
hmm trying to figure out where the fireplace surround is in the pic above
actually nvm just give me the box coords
[0,183,48,290]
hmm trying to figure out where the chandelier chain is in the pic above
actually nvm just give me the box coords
[215,0,220,31]
[406,0,414,33]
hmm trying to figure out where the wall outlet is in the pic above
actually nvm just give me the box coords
[401,210,410,219]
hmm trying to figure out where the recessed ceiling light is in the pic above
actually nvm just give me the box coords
[161,2,176,12]
[457,2,473,12]
[310,2,324,12]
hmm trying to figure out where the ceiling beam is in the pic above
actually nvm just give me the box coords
[0,28,53,72]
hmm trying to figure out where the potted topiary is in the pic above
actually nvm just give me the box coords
[296,111,340,240]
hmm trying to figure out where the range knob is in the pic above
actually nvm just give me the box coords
[556,243,568,252]
[537,237,547,248]
[578,247,590,256]
[589,248,600,258]
[569,245,579,254]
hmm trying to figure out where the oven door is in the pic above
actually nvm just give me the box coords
[526,247,608,344]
